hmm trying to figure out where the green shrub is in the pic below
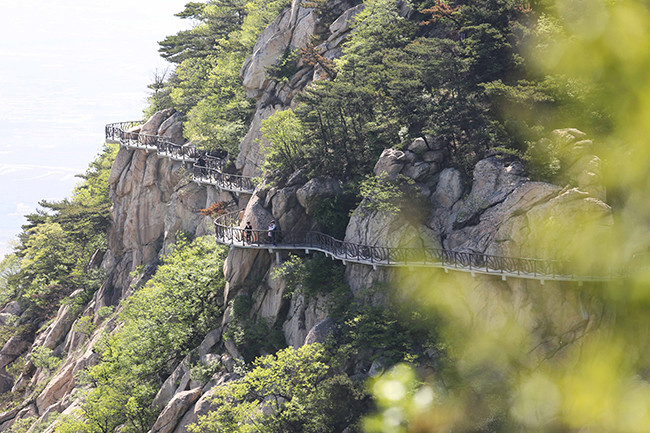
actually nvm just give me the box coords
[97,305,114,319]
[272,253,346,300]
[72,315,96,339]
[355,173,412,216]
[189,344,368,433]
[224,318,286,363]
[189,359,223,383]
[266,48,300,83]
[231,294,254,319]
[259,109,307,181]
[30,346,61,372]
[312,191,358,238]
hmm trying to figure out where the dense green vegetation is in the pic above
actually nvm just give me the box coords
[0,143,116,326]
[189,344,368,433]
[150,0,586,185]
[0,143,117,410]
[147,0,291,154]
[258,0,588,184]
[4,0,646,432]
[57,236,228,433]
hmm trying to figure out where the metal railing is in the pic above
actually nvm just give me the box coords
[105,121,255,194]
[107,121,618,282]
[214,210,614,282]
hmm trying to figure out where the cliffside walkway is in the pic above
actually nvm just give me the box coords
[106,121,615,283]
[105,121,255,194]
[214,210,615,283]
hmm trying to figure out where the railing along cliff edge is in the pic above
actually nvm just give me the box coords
[107,121,618,283]
[214,210,617,283]
[105,121,255,194]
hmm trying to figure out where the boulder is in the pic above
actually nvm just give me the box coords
[345,202,438,251]
[1,301,22,316]
[566,154,605,200]
[153,361,188,411]
[296,177,342,215]
[35,362,75,413]
[304,318,335,345]
[445,181,561,254]
[158,112,185,144]
[407,137,430,154]
[286,169,307,187]
[241,9,294,97]
[149,388,202,433]
[432,168,463,208]
[236,105,280,177]
[224,339,244,361]
[140,108,175,136]
[452,156,527,228]
[241,193,275,236]
[0,335,30,370]
[271,185,309,232]
[329,4,364,37]
[171,372,241,433]
[373,148,407,180]
[402,161,437,183]
[253,267,287,320]
[241,0,321,98]
[197,329,222,357]
[291,8,320,49]
[283,292,330,348]
[33,292,83,351]
[524,188,613,261]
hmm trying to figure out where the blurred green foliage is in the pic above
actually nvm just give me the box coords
[365,2,650,431]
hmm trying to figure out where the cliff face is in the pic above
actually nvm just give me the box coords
[0,1,613,431]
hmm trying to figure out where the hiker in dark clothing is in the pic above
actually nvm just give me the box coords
[244,221,253,244]
[196,156,207,177]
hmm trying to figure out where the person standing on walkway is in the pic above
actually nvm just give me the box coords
[244,221,253,244]
[268,220,277,246]
[196,155,207,177]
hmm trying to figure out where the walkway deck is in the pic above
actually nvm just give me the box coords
[107,120,616,282]
[105,121,255,194]
[214,210,615,283]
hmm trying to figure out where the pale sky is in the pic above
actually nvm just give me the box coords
[0,0,192,258]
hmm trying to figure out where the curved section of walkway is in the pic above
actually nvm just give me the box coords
[214,210,615,283]
[105,121,255,194]
[106,121,616,282]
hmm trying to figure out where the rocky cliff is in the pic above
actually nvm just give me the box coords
[0,0,613,431]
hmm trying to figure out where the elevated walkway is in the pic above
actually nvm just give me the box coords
[105,121,255,194]
[214,210,616,283]
[107,121,618,283]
